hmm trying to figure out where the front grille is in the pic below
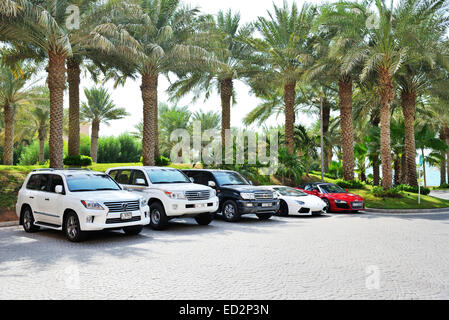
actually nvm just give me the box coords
[351,201,363,209]
[335,202,350,209]
[254,191,274,200]
[106,216,141,224]
[299,207,310,213]
[185,190,210,201]
[104,200,139,212]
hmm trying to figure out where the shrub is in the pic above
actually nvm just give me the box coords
[97,136,121,163]
[155,155,171,166]
[396,184,430,195]
[437,183,449,189]
[18,141,68,165]
[371,186,403,198]
[336,179,365,189]
[328,161,342,178]
[79,134,91,156]
[63,155,92,167]
[96,133,141,163]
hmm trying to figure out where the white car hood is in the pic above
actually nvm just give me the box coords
[283,194,325,206]
[151,183,212,192]
[69,190,141,202]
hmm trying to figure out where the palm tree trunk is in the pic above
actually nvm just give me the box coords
[220,79,233,147]
[400,153,407,184]
[3,103,14,165]
[393,157,400,186]
[338,77,355,181]
[445,124,449,184]
[90,119,100,163]
[67,58,81,157]
[327,146,332,170]
[322,101,330,173]
[38,127,45,164]
[378,68,393,190]
[141,73,158,166]
[47,52,66,169]
[284,82,296,154]
[372,156,380,186]
[401,90,417,186]
[421,149,427,188]
[440,127,447,185]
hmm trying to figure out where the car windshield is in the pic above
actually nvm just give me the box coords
[146,169,191,184]
[274,187,307,197]
[319,184,347,194]
[214,171,249,186]
[67,174,121,192]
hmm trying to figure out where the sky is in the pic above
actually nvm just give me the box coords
[68,0,323,136]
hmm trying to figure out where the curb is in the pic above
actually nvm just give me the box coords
[0,221,19,227]
[364,207,449,214]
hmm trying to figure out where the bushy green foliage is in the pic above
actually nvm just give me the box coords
[155,155,171,166]
[18,141,68,165]
[328,161,342,178]
[97,133,141,163]
[371,186,403,198]
[396,184,430,195]
[79,134,91,156]
[336,179,365,189]
[436,183,449,189]
[63,155,92,166]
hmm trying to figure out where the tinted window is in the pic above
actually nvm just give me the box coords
[66,174,121,192]
[146,169,190,184]
[131,170,148,186]
[116,170,132,184]
[213,171,249,186]
[320,184,346,194]
[26,174,41,190]
[108,170,119,180]
[274,187,307,196]
[49,175,65,193]
[184,171,205,185]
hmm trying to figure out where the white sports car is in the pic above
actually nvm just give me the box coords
[265,185,327,216]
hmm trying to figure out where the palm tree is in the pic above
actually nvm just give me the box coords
[247,2,316,154]
[394,0,449,186]
[0,62,40,165]
[101,0,208,166]
[0,0,136,167]
[169,9,254,146]
[158,103,191,157]
[191,110,221,131]
[80,87,128,162]
[30,95,50,164]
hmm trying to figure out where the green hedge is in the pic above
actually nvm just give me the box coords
[396,184,430,195]
[336,179,365,189]
[371,186,403,198]
[63,155,92,167]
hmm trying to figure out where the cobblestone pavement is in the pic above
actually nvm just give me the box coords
[1,212,449,299]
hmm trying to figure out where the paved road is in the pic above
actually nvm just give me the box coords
[1,212,449,299]
[430,190,449,200]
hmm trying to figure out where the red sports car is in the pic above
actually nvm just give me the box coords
[296,182,364,212]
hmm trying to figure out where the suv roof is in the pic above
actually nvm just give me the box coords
[107,166,179,170]
[30,169,105,177]
[183,169,238,173]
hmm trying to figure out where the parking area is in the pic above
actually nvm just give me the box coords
[1,212,449,299]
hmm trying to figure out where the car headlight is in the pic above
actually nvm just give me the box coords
[81,200,104,210]
[334,199,347,204]
[240,192,255,200]
[140,197,147,207]
[164,191,186,199]
[272,192,279,199]
[210,189,216,197]
[295,200,305,205]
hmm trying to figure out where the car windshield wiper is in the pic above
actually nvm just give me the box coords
[94,188,119,191]
[71,189,95,192]
[170,181,189,183]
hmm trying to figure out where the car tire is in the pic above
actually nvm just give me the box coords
[278,200,289,216]
[194,213,213,225]
[64,211,87,242]
[256,213,273,220]
[123,225,143,235]
[322,198,331,213]
[222,200,241,222]
[149,202,169,230]
[22,206,40,233]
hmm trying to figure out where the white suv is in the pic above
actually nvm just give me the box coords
[16,169,150,242]
[106,166,219,230]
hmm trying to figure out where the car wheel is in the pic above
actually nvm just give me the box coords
[149,202,169,230]
[278,200,289,216]
[22,207,40,233]
[322,198,331,213]
[123,225,143,235]
[194,213,213,225]
[222,200,241,222]
[256,213,273,220]
[64,211,87,242]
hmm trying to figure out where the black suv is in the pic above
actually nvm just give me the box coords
[183,169,279,222]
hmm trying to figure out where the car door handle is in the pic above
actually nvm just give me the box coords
[29,196,34,199]
[45,198,50,201]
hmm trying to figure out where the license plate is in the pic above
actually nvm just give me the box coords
[120,212,133,220]
[261,203,272,207]
[352,203,363,208]
[195,203,207,208]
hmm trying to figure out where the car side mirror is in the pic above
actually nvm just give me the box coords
[208,180,216,188]
[136,178,146,185]
[189,177,194,183]
[249,180,253,185]
[55,185,63,194]
[345,189,348,192]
